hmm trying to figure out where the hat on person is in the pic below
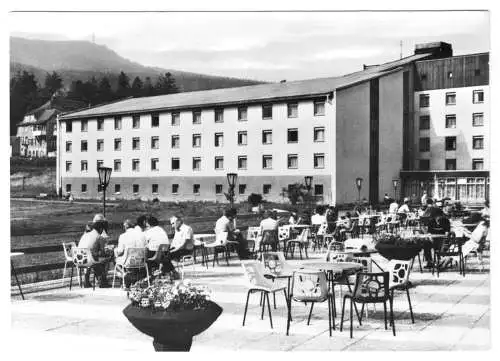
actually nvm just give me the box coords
[92,213,106,222]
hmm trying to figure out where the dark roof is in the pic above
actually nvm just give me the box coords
[61,53,430,120]
[20,96,86,126]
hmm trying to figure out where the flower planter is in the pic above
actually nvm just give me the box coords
[375,242,422,261]
[123,301,222,351]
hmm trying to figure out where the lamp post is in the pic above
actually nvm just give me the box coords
[304,176,313,209]
[97,167,112,218]
[226,173,238,209]
[392,178,399,201]
[355,177,363,204]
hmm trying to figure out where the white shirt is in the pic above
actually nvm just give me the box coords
[171,223,194,251]
[215,215,234,234]
[389,202,399,214]
[115,228,147,260]
[421,194,428,205]
[260,217,279,232]
[78,229,104,258]
[289,216,297,225]
[397,204,410,214]
[311,214,327,225]
[144,226,170,251]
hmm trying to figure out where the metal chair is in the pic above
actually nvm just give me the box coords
[204,232,231,266]
[286,269,333,336]
[70,248,100,291]
[285,228,310,259]
[246,226,262,259]
[241,261,288,330]
[278,225,291,252]
[432,233,465,277]
[387,259,415,324]
[112,247,150,288]
[147,243,171,274]
[62,241,80,287]
[340,271,395,338]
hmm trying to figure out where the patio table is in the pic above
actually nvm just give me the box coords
[334,248,384,271]
[11,252,24,300]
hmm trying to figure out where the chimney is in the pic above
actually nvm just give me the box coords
[414,42,453,59]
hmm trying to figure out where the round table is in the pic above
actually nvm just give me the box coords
[11,252,25,300]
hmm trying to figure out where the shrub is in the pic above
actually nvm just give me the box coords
[247,193,263,207]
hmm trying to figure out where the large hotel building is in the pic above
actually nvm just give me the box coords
[57,42,489,205]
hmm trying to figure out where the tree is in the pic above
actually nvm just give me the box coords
[131,76,143,97]
[247,193,263,207]
[155,72,178,95]
[44,71,63,95]
[287,183,310,205]
[97,76,113,103]
[142,76,155,97]
[116,71,131,98]
[10,71,42,135]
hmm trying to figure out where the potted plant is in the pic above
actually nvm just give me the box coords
[374,232,423,261]
[123,277,222,351]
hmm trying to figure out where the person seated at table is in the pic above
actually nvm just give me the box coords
[78,221,111,288]
[445,218,489,268]
[326,205,338,233]
[135,214,148,235]
[115,219,148,287]
[289,211,298,225]
[258,210,280,251]
[311,206,327,225]
[397,197,411,224]
[421,191,428,206]
[215,208,250,259]
[298,211,311,225]
[423,209,451,268]
[481,200,490,219]
[144,215,170,272]
[164,216,194,279]
[389,199,399,214]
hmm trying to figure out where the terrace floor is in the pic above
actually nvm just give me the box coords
[10,253,490,352]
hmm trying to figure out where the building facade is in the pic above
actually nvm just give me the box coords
[57,42,489,205]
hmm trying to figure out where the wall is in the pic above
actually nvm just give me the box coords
[335,82,370,204]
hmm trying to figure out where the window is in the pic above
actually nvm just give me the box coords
[65,184,71,192]
[114,116,122,130]
[192,134,201,148]
[192,110,201,124]
[152,184,159,194]
[475,69,481,76]
[193,184,200,195]
[445,115,456,129]
[97,139,104,152]
[132,115,140,129]
[66,121,72,133]
[262,155,272,169]
[214,133,224,147]
[114,138,122,151]
[81,120,88,132]
[419,137,430,152]
[81,140,88,152]
[238,156,247,170]
[237,131,247,145]
[473,90,484,104]
[81,160,88,172]
[171,112,180,126]
[472,158,484,170]
[314,184,324,196]
[419,115,430,130]
[262,130,272,144]
[263,184,271,195]
[314,127,325,142]
[192,157,201,171]
[314,100,325,116]
[65,141,72,153]
[238,106,248,121]
[287,154,298,169]
[215,184,223,194]
[171,135,180,148]
[420,73,427,81]
[287,128,298,143]
[287,103,298,118]
[151,136,159,149]
[445,92,456,105]
[66,161,72,172]
[114,159,121,172]
[114,184,121,194]
[239,184,246,195]
[314,153,325,169]
[445,159,456,170]
[445,136,457,151]
[473,113,484,127]
[151,113,159,127]
[132,137,140,150]
[214,108,224,123]
[133,184,139,194]
[262,104,273,119]
[172,184,179,194]
[97,118,104,130]
[419,94,430,108]
[96,160,103,170]
[419,159,430,170]
[215,156,224,170]
[473,136,484,150]
[171,158,180,170]
[151,158,159,171]
[132,159,140,171]
[81,184,87,193]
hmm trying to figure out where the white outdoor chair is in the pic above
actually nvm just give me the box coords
[112,247,150,289]
[247,226,262,256]
[285,228,310,259]
[70,247,100,291]
[204,232,231,266]
[387,259,415,324]
[277,225,291,252]
[62,241,80,287]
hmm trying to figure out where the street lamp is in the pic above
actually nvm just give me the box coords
[392,178,399,201]
[97,167,112,217]
[304,176,313,209]
[355,177,363,204]
[226,173,238,208]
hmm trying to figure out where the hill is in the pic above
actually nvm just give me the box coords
[10,37,263,92]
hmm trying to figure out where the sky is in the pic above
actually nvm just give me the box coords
[9,11,490,82]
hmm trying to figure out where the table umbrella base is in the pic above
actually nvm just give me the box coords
[153,337,192,351]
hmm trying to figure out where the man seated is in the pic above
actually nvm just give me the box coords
[258,210,280,251]
[215,208,250,259]
[78,221,110,287]
[115,219,148,288]
[163,216,194,279]
[389,200,399,214]
[423,210,451,268]
[144,215,170,273]
[311,206,327,225]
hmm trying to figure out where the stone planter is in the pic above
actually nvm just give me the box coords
[375,242,422,261]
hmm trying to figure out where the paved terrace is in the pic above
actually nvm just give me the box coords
[11,253,490,352]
